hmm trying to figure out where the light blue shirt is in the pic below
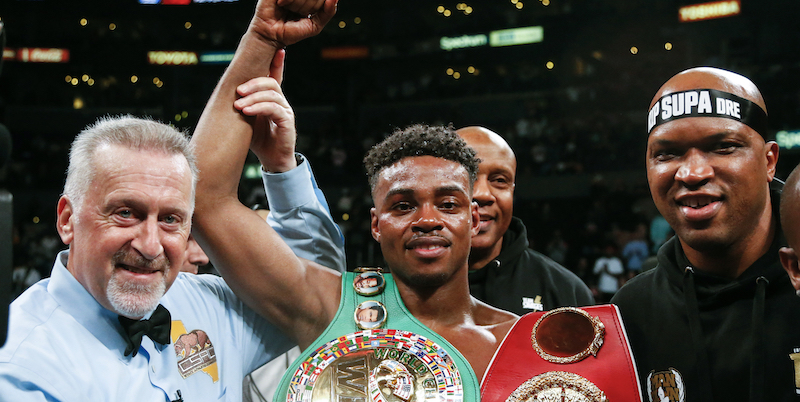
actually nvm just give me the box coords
[263,153,345,272]
[0,155,344,401]
[0,252,295,402]
[622,239,649,272]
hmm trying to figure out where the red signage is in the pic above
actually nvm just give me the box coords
[15,48,70,63]
[321,46,370,60]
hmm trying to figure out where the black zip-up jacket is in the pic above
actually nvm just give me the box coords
[468,217,594,315]
[612,185,800,402]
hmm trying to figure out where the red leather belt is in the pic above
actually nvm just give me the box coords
[481,305,642,402]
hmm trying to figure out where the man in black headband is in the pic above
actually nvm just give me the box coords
[612,67,800,402]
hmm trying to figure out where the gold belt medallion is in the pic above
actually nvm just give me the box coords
[285,329,464,402]
[505,371,607,402]
[531,307,605,364]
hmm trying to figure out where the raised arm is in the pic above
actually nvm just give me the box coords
[261,154,347,272]
[245,49,346,273]
[190,0,340,349]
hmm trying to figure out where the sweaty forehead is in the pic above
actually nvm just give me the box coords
[648,118,753,145]
[375,156,470,197]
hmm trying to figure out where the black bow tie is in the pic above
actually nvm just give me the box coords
[118,304,172,357]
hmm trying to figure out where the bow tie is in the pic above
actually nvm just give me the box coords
[118,304,172,357]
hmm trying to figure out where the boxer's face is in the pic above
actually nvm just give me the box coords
[370,156,479,287]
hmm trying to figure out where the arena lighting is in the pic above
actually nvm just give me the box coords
[244,163,262,179]
[776,130,800,150]
[489,26,543,47]
[14,48,69,63]
[320,46,369,60]
[139,0,239,5]
[200,51,235,64]
[147,51,199,65]
[679,0,741,22]
[455,3,473,15]
[440,34,488,51]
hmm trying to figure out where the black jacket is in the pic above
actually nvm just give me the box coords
[612,184,800,402]
[468,217,594,315]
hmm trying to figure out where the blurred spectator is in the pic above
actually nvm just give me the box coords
[649,213,672,254]
[546,229,568,266]
[621,222,649,279]
[592,242,624,303]
[11,264,40,300]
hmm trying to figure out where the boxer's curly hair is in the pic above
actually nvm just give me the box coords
[363,123,479,191]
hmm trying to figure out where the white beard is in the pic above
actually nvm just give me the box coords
[107,270,167,318]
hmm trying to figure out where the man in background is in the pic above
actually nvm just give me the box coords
[457,126,593,314]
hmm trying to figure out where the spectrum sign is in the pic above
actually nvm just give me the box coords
[489,26,543,47]
[776,130,800,150]
[199,51,235,64]
[439,26,543,51]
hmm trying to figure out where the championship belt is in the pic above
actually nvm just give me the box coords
[480,305,642,402]
[274,268,479,402]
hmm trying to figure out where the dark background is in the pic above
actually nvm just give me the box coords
[1,1,800,333]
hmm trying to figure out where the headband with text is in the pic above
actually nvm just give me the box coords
[647,88,768,137]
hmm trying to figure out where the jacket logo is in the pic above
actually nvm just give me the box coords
[790,349,800,393]
[171,320,219,382]
[522,296,544,311]
[647,368,685,402]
